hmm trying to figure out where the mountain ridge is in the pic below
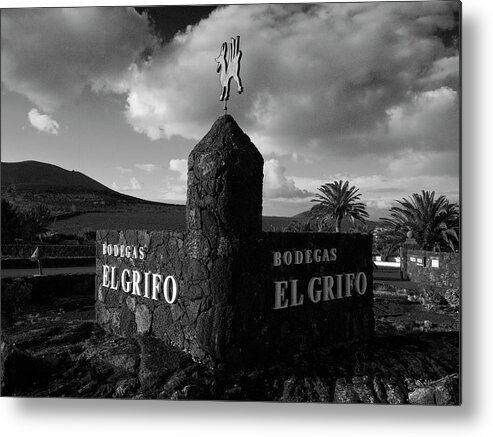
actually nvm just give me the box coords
[1,160,380,231]
[1,160,183,214]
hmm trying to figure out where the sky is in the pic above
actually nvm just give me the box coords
[0,2,460,218]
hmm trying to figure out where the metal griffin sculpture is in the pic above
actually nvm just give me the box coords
[215,35,243,114]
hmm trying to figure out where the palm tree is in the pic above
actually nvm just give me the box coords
[285,219,314,232]
[380,191,459,252]
[310,180,369,232]
[23,204,53,241]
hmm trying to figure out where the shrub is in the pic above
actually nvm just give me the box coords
[444,288,460,309]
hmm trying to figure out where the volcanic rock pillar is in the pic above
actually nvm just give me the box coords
[185,114,264,366]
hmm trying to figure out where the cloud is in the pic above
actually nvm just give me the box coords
[163,157,311,203]
[2,4,459,162]
[135,163,159,172]
[160,182,187,203]
[159,158,188,202]
[418,56,459,90]
[129,177,142,190]
[384,149,459,177]
[384,87,459,153]
[112,177,142,191]
[28,108,60,134]
[263,159,310,200]
[2,4,460,218]
[113,166,133,173]
[291,172,459,218]
[1,7,157,112]
[169,159,188,181]
[109,2,459,161]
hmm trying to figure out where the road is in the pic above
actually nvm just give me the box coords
[2,264,419,290]
[1,266,96,278]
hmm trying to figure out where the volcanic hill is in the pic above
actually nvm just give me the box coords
[1,160,183,216]
[0,161,294,232]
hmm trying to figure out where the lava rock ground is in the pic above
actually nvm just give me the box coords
[1,284,459,403]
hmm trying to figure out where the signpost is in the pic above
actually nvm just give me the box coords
[95,116,374,367]
[30,246,43,276]
[95,37,373,367]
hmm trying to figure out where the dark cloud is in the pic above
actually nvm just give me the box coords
[1,7,157,112]
[108,2,460,161]
[136,5,217,42]
[1,3,460,174]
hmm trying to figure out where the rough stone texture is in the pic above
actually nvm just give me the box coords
[186,115,263,238]
[184,115,263,365]
[334,378,360,403]
[281,376,333,402]
[255,232,374,363]
[1,340,49,395]
[95,115,374,368]
[137,336,194,388]
[2,274,94,310]
[408,375,458,406]
[95,229,374,367]
[1,290,459,402]
[135,304,151,334]
[96,230,189,350]
[406,250,460,290]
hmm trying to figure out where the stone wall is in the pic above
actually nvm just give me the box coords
[95,229,373,367]
[406,250,460,289]
[255,232,374,362]
[95,115,374,368]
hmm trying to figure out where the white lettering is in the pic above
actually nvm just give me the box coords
[132,270,142,296]
[121,269,132,293]
[102,264,110,287]
[322,275,335,301]
[100,243,147,260]
[273,271,368,309]
[100,262,177,304]
[344,273,355,297]
[143,272,151,298]
[151,274,162,300]
[273,252,282,267]
[308,277,321,303]
[282,251,293,266]
[163,276,178,304]
[354,272,368,295]
[110,266,118,290]
[271,247,337,266]
[290,279,303,306]
[335,274,343,299]
[294,251,303,264]
[273,281,289,309]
